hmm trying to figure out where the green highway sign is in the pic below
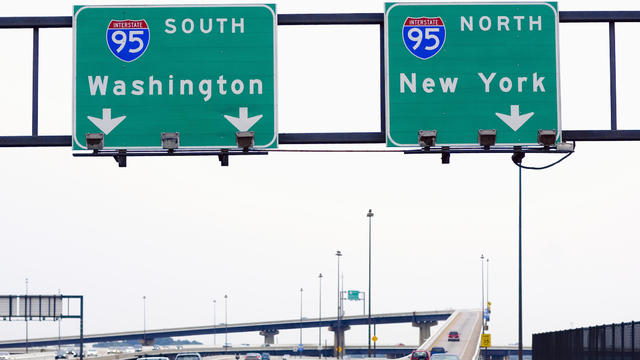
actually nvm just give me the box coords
[347,290,360,300]
[385,2,560,147]
[73,5,277,150]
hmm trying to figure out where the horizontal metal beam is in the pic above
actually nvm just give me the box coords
[0,135,71,147]
[559,11,640,23]
[562,130,640,141]
[279,132,385,144]
[278,13,382,25]
[0,16,70,28]
[3,11,640,30]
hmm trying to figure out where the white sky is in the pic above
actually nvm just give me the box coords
[1,0,640,350]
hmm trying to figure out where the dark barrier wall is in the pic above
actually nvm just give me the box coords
[533,321,640,360]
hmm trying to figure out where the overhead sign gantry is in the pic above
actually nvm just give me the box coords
[73,5,278,151]
[385,2,561,148]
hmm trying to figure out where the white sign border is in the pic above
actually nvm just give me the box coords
[72,4,278,150]
[384,2,562,147]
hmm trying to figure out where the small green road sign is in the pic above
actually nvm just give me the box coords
[385,2,560,147]
[347,290,360,300]
[73,5,277,150]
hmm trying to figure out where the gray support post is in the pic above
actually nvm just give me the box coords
[259,329,280,345]
[412,321,438,345]
[329,325,350,357]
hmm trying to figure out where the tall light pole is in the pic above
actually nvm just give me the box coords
[318,273,323,358]
[299,288,304,347]
[480,254,485,360]
[486,257,490,313]
[25,278,28,354]
[335,250,342,359]
[224,295,228,350]
[367,209,373,358]
[142,296,147,345]
[58,289,61,353]
[213,299,217,346]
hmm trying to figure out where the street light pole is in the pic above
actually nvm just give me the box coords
[318,273,323,358]
[224,295,228,351]
[480,255,485,360]
[25,278,28,355]
[480,255,485,331]
[213,300,217,346]
[367,209,373,358]
[486,258,490,312]
[336,250,342,360]
[300,287,304,347]
[58,289,61,353]
[143,296,147,345]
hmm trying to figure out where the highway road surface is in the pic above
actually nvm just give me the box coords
[427,310,482,360]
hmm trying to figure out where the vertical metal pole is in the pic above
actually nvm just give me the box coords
[224,295,228,352]
[481,255,485,360]
[32,28,39,137]
[58,290,61,352]
[143,296,146,345]
[300,288,304,348]
[213,300,217,346]
[367,209,373,358]
[336,251,342,359]
[80,296,84,360]
[25,278,28,354]
[518,165,523,360]
[319,273,323,359]
[379,24,386,135]
[609,21,618,131]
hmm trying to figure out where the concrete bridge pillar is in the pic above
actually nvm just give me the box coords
[412,321,438,344]
[328,325,350,358]
[140,338,155,346]
[259,329,280,344]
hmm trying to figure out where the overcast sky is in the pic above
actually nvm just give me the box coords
[1,0,640,349]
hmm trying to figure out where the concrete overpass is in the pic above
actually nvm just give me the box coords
[0,310,452,350]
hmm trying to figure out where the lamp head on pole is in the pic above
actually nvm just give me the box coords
[319,273,323,279]
[367,209,374,217]
[336,250,342,257]
[481,254,484,260]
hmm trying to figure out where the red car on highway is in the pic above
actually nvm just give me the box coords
[411,350,430,360]
[448,331,460,342]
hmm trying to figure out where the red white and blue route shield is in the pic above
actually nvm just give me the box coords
[402,17,445,60]
[106,19,150,62]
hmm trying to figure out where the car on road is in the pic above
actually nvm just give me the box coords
[430,347,446,354]
[0,352,9,360]
[138,357,169,360]
[410,350,430,360]
[86,350,99,357]
[448,331,460,342]
[430,355,459,360]
[152,345,161,351]
[261,353,270,360]
[174,353,202,360]
[244,353,262,360]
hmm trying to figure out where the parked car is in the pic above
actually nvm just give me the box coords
[430,355,459,360]
[55,351,66,360]
[261,353,270,360]
[244,353,262,360]
[410,350,430,360]
[430,347,446,354]
[0,352,9,360]
[152,345,161,351]
[448,331,460,342]
[138,357,169,360]
[174,353,202,360]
